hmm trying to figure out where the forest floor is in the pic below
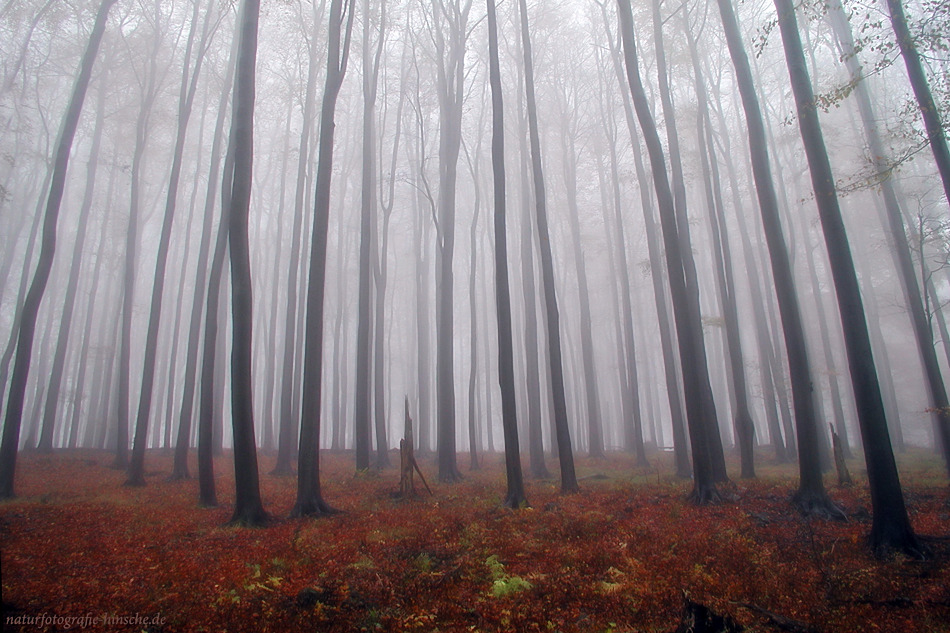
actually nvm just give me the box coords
[1,447,949,632]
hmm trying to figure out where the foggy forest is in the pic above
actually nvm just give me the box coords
[2,0,950,630]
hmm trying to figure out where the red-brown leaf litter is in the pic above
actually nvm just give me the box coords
[2,449,949,632]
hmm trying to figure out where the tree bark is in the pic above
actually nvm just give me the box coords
[714,0,837,515]
[519,0,577,493]
[774,0,923,556]
[292,0,354,518]
[0,0,116,498]
[616,0,720,502]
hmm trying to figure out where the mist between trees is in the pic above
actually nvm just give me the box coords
[0,0,948,552]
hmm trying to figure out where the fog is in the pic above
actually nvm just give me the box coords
[1,0,949,500]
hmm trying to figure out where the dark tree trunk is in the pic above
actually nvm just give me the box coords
[518,0,577,493]
[600,8,689,477]
[514,59,550,480]
[487,0,528,508]
[774,0,923,556]
[714,0,838,515]
[127,0,211,487]
[173,28,236,481]
[353,0,382,472]
[0,0,116,499]
[37,75,106,453]
[884,0,950,205]
[432,0,470,484]
[597,83,646,466]
[651,0,727,482]
[709,93,788,463]
[559,109,604,460]
[466,149,481,472]
[273,1,326,477]
[616,0,720,503]
[372,42,402,470]
[827,0,950,473]
[685,13,756,478]
[222,0,267,526]
[292,0,354,518]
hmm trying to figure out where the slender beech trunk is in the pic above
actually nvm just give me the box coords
[514,54,550,479]
[292,0,354,517]
[774,0,922,556]
[354,0,385,472]
[223,0,267,526]
[273,0,326,476]
[173,31,235,480]
[714,0,838,514]
[616,0,720,502]
[651,0,727,481]
[37,75,107,452]
[827,0,949,471]
[431,0,471,483]
[0,0,116,498]
[487,0,527,508]
[884,0,950,205]
[601,8,689,477]
[519,0,577,492]
[685,12,755,477]
[559,102,605,459]
[126,0,213,487]
[597,61,646,464]
[372,46,403,470]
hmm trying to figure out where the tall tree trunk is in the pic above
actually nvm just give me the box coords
[774,0,923,556]
[884,0,950,205]
[519,0,577,493]
[223,0,267,526]
[714,0,836,515]
[273,0,327,476]
[827,0,950,471]
[37,74,107,452]
[559,103,605,459]
[514,54,550,480]
[292,0,354,518]
[354,0,385,472]
[600,8,689,477]
[0,0,116,498]
[708,90,788,462]
[487,0,527,508]
[372,49,403,470]
[616,0,721,502]
[127,0,213,486]
[651,0,727,482]
[431,0,471,484]
[595,56,646,464]
[685,12,755,478]
[174,30,236,480]
[464,134,483,471]
[114,4,165,470]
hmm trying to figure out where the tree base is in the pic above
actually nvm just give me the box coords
[530,466,553,480]
[290,497,341,519]
[869,522,931,560]
[269,465,295,477]
[688,483,725,506]
[560,481,580,495]
[503,491,530,509]
[123,475,146,488]
[792,489,847,520]
[438,469,464,484]
[227,507,270,528]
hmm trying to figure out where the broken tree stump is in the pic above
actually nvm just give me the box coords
[398,397,432,499]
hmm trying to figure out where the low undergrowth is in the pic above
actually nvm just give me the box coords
[2,449,949,632]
